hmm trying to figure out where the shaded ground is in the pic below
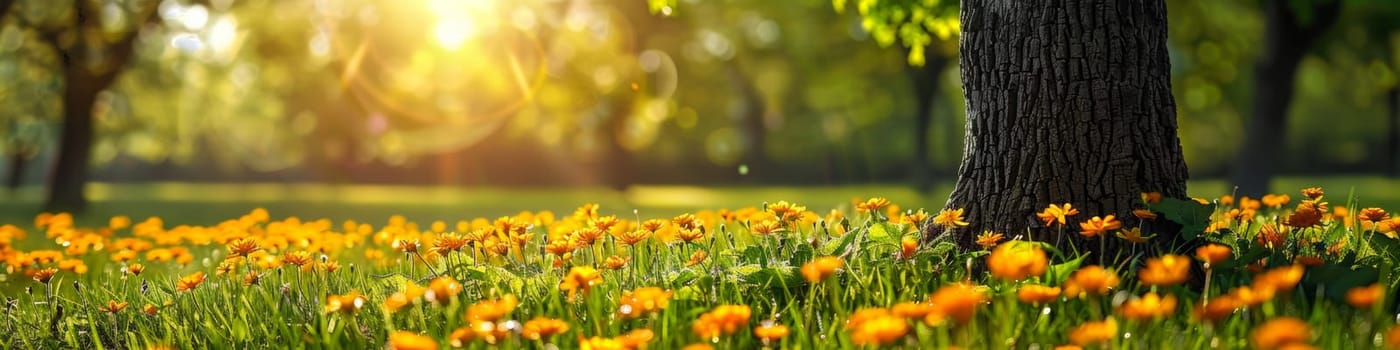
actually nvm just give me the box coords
[1,176,1397,226]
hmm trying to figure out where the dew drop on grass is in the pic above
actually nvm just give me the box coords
[1123,332,1131,339]
[619,304,633,315]
[711,337,720,343]
[1041,307,1051,315]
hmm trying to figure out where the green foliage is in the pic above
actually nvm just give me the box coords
[1150,197,1216,239]
[832,0,959,66]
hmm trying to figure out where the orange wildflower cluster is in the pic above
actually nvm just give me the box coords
[986,241,1048,281]
[1063,266,1120,298]
[1251,317,1313,349]
[1119,293,1177,320]
[1036,203,1080,227]
[692,305,751,338]
[618,287,672,319]
[801,256,844,282]
[846,308,909,346]
[1138,254,1190,287]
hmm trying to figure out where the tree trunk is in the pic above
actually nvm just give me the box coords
[6,150,26,191]
[1228,0,1340,197]
[936,0,1189,257]
[46,73,101,213]
[908,54,949,193]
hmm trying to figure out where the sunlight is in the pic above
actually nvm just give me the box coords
[427,0,496,51]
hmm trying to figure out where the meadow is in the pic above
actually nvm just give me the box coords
[2,181,1400,349]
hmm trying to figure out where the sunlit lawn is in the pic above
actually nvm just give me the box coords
[4,177,1400,349]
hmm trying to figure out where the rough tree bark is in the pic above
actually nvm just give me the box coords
[907,54,950,193]
[933,0,1190,256]
[1228,0,1340,197]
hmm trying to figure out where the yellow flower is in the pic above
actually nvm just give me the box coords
[615,229,651,246]
[126,263,145,276]
[1078,215,1121,238]
[975,231,1004,248]
[1063,266,1119,298]
[847,310,908,346]
[1036,203,1080,226]
[986,241,1047,282]
[1251,317,1312,350]
[932,208,970,228]
[142,303,158,316]
[766,201,807,222]
[561,266,604,300]
[1138,254,1190,287]
[1119,293,1176,320]
[433,233,470,255]
[388,331,438,350]
[1069,318,1118,346]
[31,267,58,283]
[856,197,891,213]
[676,228,706,243]
[283,251,313,267]
[521,317,570,340]
[176,271,206,292]
[1346,284,1384,309]
[801,256,843,283]
[1017,285,1061,304]
[900,209,930,227]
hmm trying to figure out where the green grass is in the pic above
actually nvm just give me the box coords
[2,179,1400,349]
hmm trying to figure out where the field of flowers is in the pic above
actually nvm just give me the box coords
[2,187,1399,349]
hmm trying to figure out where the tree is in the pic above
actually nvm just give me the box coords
[1228,0,1340,197]
[934,0,1190,254]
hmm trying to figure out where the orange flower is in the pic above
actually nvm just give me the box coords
[283,251,313,267]
[466,294,518,322]
[521,317,570,340]
[681,344,713,350]
[1346,284,1384,309]
[986,241,1048,282]
[890,301,937,319]
[433,233,470,255]
[126,263,146,276]
[801,256,844,283]
[1142,192,1163,204]
[1069,318,1118,346]
[100,300,129,313]
[388,331,438,350]
[900,209,930,227]
[618,287,672,318]
[1195,244,1231,266]
[226,237,261,257]
[1138,254,1190,287]
[1251,317,1312,350]
[32,267,58,283]
[1119,293,1176,320]
[856,197,891,213]
[1063,266,1119,298]
[603,255,630,270]
[900,236,918,259]
[1131,209,1157,220]
[1193,295,1240,322]
[1359,208,1390,222]
[692,305,751,338]
[142,303,158,316]
[1285,201,1325,228]
[1385,325,1400,349]
[1078,215,1121,238]
[1230,285,1277,307]
[1036,203,1080,227]
[425,276,462,304]
[753,321,790,343]
[975,231,1004,248]
[1256,224,1286,248]
[848,310,908,346]
[640,219,667,233]
[561,266,604,300]
[620,329,654,349]
[686,250,707,267]
[176,271,206,292]
[748,220,785,236]
[927,283,988,325]
[324,292,365,314]
[1017,285,1061,304]
[1294,255,1323,267]
[1115,228,1154,243]
[1261,194,1291,208]
[932,208,970,228]
[615,229,651,247]
[765,201,807,222]
[1254,264,1304,292]
[393,239,421,254]
[676,228,706,243]
[1300,187,1323,200]
[448,326,475,347]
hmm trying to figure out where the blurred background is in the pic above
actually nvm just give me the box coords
[0,0,1397,222]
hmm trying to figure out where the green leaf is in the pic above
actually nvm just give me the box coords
[668,268,700,286]
[1213,245,1270,271]
[1151,197,1216,239]
[820,230,860,256]
[739,265,801,288]
[867,222,901,246]
[1303,259,1379,301]
[1046,254,1088,285]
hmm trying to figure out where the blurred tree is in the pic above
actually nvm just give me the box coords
[1229,0,1340,197]
[834,0,958,192]
[935,1,1189,254]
